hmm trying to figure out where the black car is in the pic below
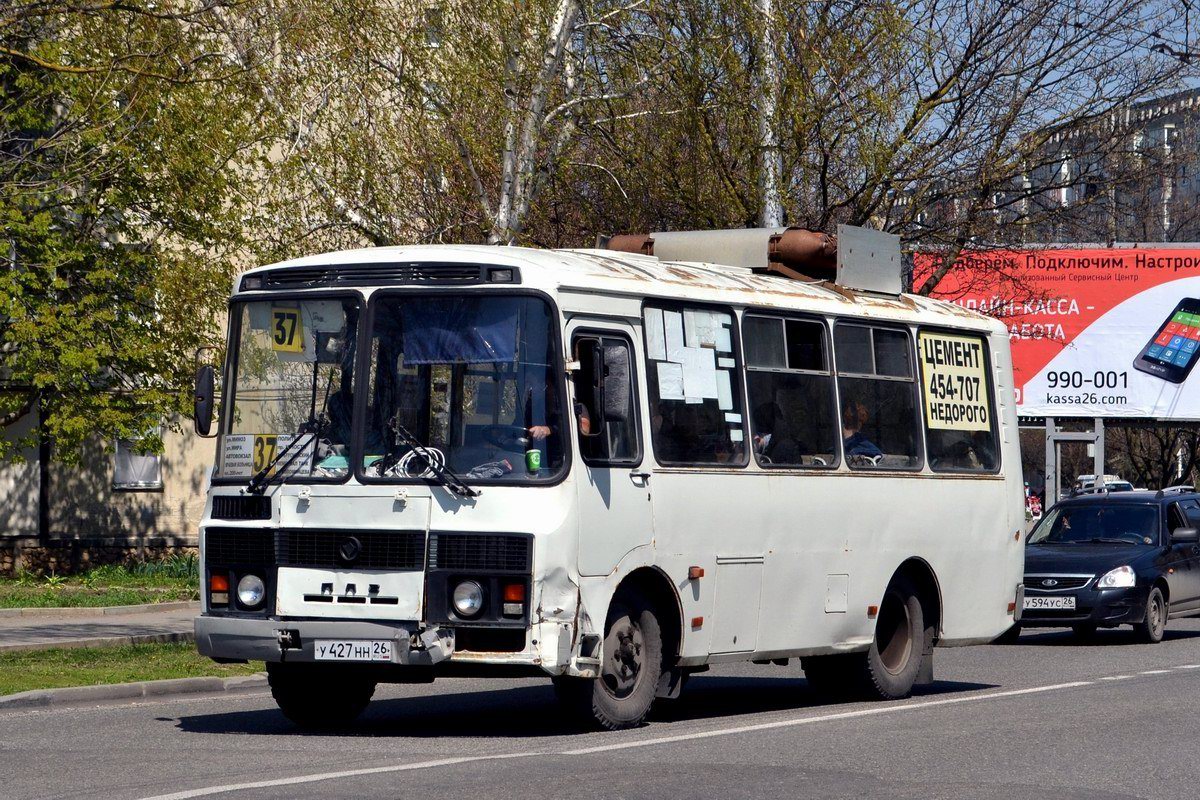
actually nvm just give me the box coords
[1010,488,1200,643]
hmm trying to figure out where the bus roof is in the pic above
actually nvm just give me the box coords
[240,243,1002,334]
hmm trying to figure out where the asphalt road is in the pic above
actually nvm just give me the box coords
[8,621,1200,800]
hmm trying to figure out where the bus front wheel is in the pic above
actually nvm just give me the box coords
[554,587,663,730]
[267,663,375,729]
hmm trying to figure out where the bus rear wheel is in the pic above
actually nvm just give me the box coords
[267,663,375,729]
[554,587,663,730]
[802,574,926,701]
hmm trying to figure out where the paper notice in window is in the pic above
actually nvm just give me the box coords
[657,361,685,400]
[715,323,732,353]
[696,311,710,347]
[681,347,718,399]
[716,369,733,410]
[645,308,666,360]
[684,310,699,348]
[729,428,744,442]
[664,310,685,362]
[717,357,736,369]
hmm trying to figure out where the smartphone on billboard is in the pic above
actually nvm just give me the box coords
[1133,298,1200,383]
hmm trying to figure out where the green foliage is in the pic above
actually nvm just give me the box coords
[0,643,259,696]
[1,4,261,463]
[1,553,200,607]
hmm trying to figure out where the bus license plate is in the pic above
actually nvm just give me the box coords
[1023,596,1076,610]
[314,640,393,661]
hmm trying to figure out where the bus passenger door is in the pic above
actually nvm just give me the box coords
[570,325,655,577]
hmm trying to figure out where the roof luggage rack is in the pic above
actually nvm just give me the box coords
[1156,485,1196,497]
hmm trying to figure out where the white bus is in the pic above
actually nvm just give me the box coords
[193,229,1025,730]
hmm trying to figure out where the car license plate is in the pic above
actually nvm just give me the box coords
[314,640,393,662]
[1023,596,1076,610]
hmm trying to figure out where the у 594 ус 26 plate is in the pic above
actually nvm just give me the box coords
[1023,596,1076,610]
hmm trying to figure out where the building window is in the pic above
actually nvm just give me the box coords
[113,432,163,490]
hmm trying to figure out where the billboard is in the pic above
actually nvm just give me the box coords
[919,247,1200,419]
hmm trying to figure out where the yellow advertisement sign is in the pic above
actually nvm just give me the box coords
[270,306,304,353]
[918,331,991,431]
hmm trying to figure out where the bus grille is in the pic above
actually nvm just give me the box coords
[205,528,274,566]
[427,533,531,572]
[211,495,271,521]
[277,530,425,571]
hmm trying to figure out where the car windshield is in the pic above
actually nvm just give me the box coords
[1028,505,1159,546]
[362,294,565,483]
[218,297,360,481]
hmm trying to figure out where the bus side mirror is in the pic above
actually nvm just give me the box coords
[1172,527,1199,544]
[194,364,215,438]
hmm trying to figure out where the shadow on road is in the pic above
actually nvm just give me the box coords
[1002,627,1200,647]
[173,674,998,739]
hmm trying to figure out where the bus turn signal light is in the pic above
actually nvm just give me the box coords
[210,575,229,592]
[688,566,705,580]
[502,583,525,603]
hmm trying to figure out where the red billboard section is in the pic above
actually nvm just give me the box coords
[917,248,1200,418]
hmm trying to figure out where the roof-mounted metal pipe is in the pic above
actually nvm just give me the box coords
[602,227,837,281]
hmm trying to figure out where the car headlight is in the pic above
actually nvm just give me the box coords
[1097,565,1136,589]
[237,574,266,608]
[452,580,485,618]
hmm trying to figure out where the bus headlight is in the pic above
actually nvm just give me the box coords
[452,580,485,618]
[237,574,266,608]
[1097,565,1135,589]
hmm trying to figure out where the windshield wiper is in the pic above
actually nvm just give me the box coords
[379,416,479,498]
[246,415,328,495]
[1085,537,1139,545]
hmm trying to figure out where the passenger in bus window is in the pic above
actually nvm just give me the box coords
[842,399,882,461]
[752,401,801,464]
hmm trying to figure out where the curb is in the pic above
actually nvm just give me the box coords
[0,601,198,619]
[0,631,196,654]
[0,672,267,711]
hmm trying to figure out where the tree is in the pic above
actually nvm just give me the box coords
[1,1,259,461]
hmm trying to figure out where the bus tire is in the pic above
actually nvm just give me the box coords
[860,573,926,699]
[267,663,375,729]
[554,588,663,730]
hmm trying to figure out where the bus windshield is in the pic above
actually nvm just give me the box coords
[219,297,360,481]
[362,294,566,483]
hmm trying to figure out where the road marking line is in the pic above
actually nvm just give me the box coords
[139,754,537,800]
[560,681,1092,755]
[1100,675,1132,681]
[1140,669,1171,675]
[136,680,1093,799]
[1175,664,1200,669]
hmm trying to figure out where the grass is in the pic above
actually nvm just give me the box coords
[0,643,261,696]
[0,554,200,608]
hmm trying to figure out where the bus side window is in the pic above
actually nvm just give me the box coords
[834,323,922,470]
[574,335,640,465]
[917,330,999,473]
[744,315,838,468]
[643,305,746,466]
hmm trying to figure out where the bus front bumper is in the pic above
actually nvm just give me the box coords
[194,615,449,666]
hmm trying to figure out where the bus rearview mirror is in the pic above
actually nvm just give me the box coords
[194,364,215,438]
